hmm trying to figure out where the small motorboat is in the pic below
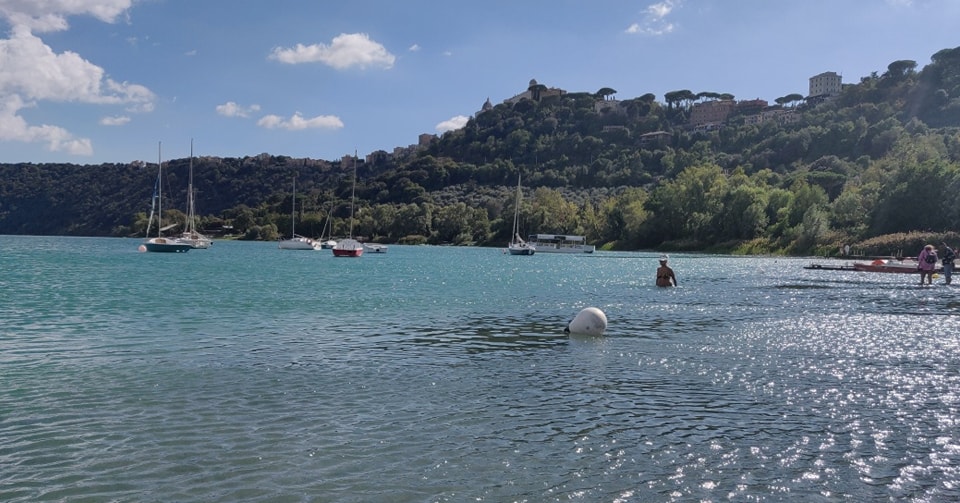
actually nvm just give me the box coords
[363,243,387,254]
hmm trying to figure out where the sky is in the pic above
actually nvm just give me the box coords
[0,0,958,165]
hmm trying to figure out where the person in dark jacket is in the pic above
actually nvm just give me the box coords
[941,243,956,285]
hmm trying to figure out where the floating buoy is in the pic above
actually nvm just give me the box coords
[564,307,607,336]
[138,244,147,252]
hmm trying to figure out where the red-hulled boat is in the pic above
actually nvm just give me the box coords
[332,238,364,257]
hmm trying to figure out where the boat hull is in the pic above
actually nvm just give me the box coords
[527,244,594,254]
[143,238,191,253]
[364,243,387,254]
[508,244,535,255]
[180,234,212,249]
[332,238,363,257]
[526,234,595,253]
[279,236,321,250]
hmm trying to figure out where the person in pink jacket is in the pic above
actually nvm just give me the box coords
[918,244,938,285]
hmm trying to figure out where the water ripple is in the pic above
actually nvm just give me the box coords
[3,240,960,501]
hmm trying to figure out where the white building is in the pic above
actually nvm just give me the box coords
[809,71,842,98]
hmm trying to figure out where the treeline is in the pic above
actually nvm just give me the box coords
[2,46,960,254]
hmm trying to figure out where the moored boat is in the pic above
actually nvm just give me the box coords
[333,238,364,257]
[526,234,594,254]
[363,243,387,254]
[507,174,535,256]
[179,139,212,249]
[141,142,191,253]
[278,177,321,250]
[279,235,322,250]
[319,207,336,249]
[143,236,192,253]
[332,151,363,258]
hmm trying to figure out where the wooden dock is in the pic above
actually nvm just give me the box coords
[804,263,856,271]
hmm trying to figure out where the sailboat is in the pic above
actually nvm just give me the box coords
[319,206,337,249]
[332,152,363,257]
[179,139,212,249]
[278,176,322,250]
[507,173,535,256]
[141,142,191,253]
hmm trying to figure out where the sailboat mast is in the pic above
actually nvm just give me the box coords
[348,150,357,238]
[513,173,522,243]
[291,177,296,237]
[157,141,162,238]
[187,139,194,235]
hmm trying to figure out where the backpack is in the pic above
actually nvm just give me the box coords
[925,252,938,264]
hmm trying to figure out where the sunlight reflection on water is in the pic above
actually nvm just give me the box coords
[2,238,960,501]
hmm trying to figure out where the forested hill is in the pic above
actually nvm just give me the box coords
[2,46,960,254]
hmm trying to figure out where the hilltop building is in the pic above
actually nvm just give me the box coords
[761,108,800,125]
[809,71,842,98]
[505,79,567,104]
[480,97,493,113]
[689,99,737,128]
[736,99,768,116]
[595,99,624,115]
[418,133,437,147]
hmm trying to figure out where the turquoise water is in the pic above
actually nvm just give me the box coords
[2,236,959,501]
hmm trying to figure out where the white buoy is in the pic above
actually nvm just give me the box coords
[564,307,607,336]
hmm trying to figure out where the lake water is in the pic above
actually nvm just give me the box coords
[1,236,959,502]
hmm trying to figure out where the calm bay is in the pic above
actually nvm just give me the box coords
[1,235,959,501]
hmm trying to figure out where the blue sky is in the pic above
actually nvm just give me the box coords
[0,0,957,164]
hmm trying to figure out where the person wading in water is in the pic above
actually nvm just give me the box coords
[656,255,677,287]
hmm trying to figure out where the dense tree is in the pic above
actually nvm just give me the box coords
[3,46,960,256]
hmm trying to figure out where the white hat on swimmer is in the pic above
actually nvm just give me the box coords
[659,254,668,262]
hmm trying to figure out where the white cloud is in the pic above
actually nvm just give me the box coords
[0,94,92,154]
[0,0,147,156]
[436,115,469,133]
[216,101,261,118]
[0,0,132,32]
[0,26,153,106]
[99,115,130,126]
[408,44,420,52]
[648,1,675,19]
[256,112,344,131]
[269,33,396,70]
[626,0,678,36]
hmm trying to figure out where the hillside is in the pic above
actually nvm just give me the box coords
[2,46,960,255]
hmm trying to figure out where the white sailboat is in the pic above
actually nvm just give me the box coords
[319,204,337,249]
[507,173,535,256]
[141,142,191,253]
[279,176,321,250]
[179,139,212,249]
[332,152,363,257]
